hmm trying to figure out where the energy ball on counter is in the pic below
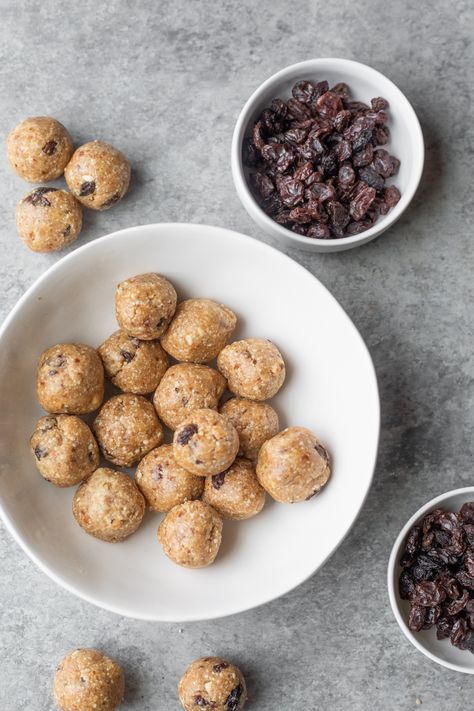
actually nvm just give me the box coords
[220,397,279,460]
[160,298,237,363]
[256,426,331,503]
[158,500,223,568]
[6,116,73,182]
[16,187,82,253]
[153,363,226,430]
[115,273,177,340]
[203,457,265,520]
[98,330,169,394]
[54,648,124,711]
[217,338,285,401]
[30,414,99,487]
[64,140,131,210]
[93,393,163,467]
[72,467,145,542]
[179,657,247,711]
[173,408,239,477]
[36,343,104,415]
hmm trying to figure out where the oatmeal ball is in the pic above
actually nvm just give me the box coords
[203,457,265,520]
[64,140,130,210]
[173,408,239,477]
[115,273,177,340]
[7,116,73,182]
[256,426,331,503]
[217,338,285,401]
[135,444,204,512]
[160,299,237,363]
[72,467,145,542]
[179,657,247,711]
[93,393,163,467]
[30,414,99,487]
[220,397,279,460]
[153,363,226,430]
[36,343,104,415]
[54,648,124,711]
[158,500,223,568]
[16,187,82,253]
[98,330,168,394]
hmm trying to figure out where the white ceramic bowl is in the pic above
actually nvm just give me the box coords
[232,58,424,252]
[0,223,380,621]
[388,487,474,674]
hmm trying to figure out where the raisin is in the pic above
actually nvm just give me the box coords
[278,177,304,208]
[359,167,385,192]
[120,350,134,363]
[177,424,198,445]
[261,143,295,174]
[408,605,425,632]
[42,140,57,155]
[79,181,96,197]
[371,97,389,111]
[287,98,311,121]
[213,661,230,673]
[224,684,243,711]
[152,465,163,481]
[292,80,316,104]
[193,695,215,707]
[34,445,48,460]
[316,91,342,118]
[307,223,330,239]
[349,185,376,221]
[212,472,226,490]
[25,187,57,207]
[352,129,373,153]
[101,193,120,208]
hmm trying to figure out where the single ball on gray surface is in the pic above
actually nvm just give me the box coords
[203,457,266,520]
[220,397,279,460]
[179,656,247,711]
[16,187,82,253]
[217,338,285,401]
[98,330,169,394]
[115,273,177,340]
[7,116,73,182]
[54,648,124,711]
[158,500,223,568]
[65,140,131,210]
[173,408,239,476]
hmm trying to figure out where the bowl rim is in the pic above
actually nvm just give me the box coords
[231,57,425,249]
[387,485,474,674]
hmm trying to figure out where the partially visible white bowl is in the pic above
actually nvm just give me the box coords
[232,58,424,252]
[388,487,474,674]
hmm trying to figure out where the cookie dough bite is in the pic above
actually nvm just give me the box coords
[220,397,279,460]
[158,500,223,568]
[30,414,99,487]
[54,648,124,711]
[256,426,331,503]
[65,140,131,210]
[153,363,226,430]
[93,393,163,467]
[173,408,239,477]
[203,457,265,520]
[16,187,82,253]
[135,444,204,512]
[217,338,285,401]
[7,116,73,182]
[160,298,237,363]
[73,467,145,542]
[98,330,168,394]
[115,273,177,340]
[36,343,104,414]
[179,657,247,711]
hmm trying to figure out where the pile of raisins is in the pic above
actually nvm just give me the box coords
[243,79,401,239]
[399,502,474,653]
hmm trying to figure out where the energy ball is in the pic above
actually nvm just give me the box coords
[220,397,279,460]
[115,273,177,340]
[256,426,331,503]
[7,116,73,182]
[16,187,82,253]
[93,393,163,467]
[30,414,99,487]
[203,457,265,520]
[54,648,124,711]
[98,330,169,394]
[217,338,285,401]
[173,408,239,477]
[36,343,104,414]
[179,657,247,711]
[65,140,131,210]
[160,299,237,363]
[158,500,222,568]
[135,444,204,512]
[153,363,226,430]
[72,467,145,542]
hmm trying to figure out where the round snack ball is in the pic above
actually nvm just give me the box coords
[64,140,130,210]
[179,657,247,711]
[153,363,226,430]
[30,414,99,487]
[54,648,124,711]
[220,397,279,460]
[16,187,82,253]
[160,298,237,363]
[73,467,145,542]
[217,338,285,401]
[203,457,265,520]
[115,273,177,340]
[256,426,331,503]
[173,408,239,477]
[93,393,163,467]
[158,500,222,568]
[7,116,73,182]
[98,330,169,394]
[36,343,104,414]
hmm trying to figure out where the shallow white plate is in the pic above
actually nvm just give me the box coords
[0,223,379,621]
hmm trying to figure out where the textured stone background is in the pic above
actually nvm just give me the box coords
[0,0,473,708]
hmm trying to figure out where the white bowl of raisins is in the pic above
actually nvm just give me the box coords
[232,58,424,252]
